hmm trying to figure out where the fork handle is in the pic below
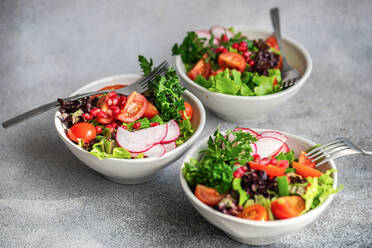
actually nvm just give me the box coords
[270,8,288,66]
[2,101,60,129]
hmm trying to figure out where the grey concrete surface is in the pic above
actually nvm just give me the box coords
[1,0,372,247]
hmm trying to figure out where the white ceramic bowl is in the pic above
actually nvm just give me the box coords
[179,129,337,245]
[55,74,206,184]
[175,26,312,123]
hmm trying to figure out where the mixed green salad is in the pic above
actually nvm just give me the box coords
[183,127,342,221]
[58,56,195,159]
[172,25,286,96]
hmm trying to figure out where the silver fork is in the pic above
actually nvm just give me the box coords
[270,7,300,90]
[2,61,169,129]
[305,137,372,167]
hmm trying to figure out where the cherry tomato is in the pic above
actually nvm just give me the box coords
[179,102,193,120]
[194,184,225,206]
[187,59,211,81]
[67,123,97,143]
[265,36,279,51]
[96,95,115,124]
[143,102,159,119]
[218,52,246,72]
[91,84,127,99]
[298,151,316,168]
[292,162,322,178]
[271,196,305,219]
[116,91,148,123]
[249,162,286,177]
[238,204,269,221]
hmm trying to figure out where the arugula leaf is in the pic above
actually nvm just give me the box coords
[138,55,154,76]
[148,67,185,121]
[183,127,257,194]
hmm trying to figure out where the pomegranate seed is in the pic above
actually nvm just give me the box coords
[111,122,117,128]
[107,109,113,116]
[216,46,224,53]
[249,60,255,67]
[243,51,251,57]
[260,158,270,166]
[122,125,127,130]
[95,126,102,134]
[119,96,127,106]
[246,57,251,62]
[82,113,92,120]
[106,124,114,133]
[112,97,119,106]
[238,45,247,52]
[97,111,108,119]
[222,48,228,53]
[90,107,101,117]
[150,122,159,127]
[133,122,141,129]
[241,166,248,172]
[222,34,229,42]
[232,43,239,49]
[110,105,120,115]
[239,41,247,47]
[270,158,278,165]
[252,153,261,161]
[233,170,244,178]
[108,91,117,99]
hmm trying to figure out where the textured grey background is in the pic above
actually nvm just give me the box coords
[1,0,372,247]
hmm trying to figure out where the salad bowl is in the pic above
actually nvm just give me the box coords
[175,26,312,123]
[179,129,337,245]
[55,74,206,184]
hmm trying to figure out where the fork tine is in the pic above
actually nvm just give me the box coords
[139,62,169,89]
[314,148,350,167]
[310,147,350,163]
[306,139,344,157]
[306,142,348,159]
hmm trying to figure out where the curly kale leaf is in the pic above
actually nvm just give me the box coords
[138,55,154,76]
[148,67,185,121]
[172,32,209,66]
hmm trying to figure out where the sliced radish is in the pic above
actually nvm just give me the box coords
[163,142,176,153]
[116,124,168,153]
[210,25,226,39]
[272,143,290,157]
[225,29,233,39]
[234,128,259,138]
[143,144,166,158]
[260,131,288,143]
[255,137,284,158]
[250,143,257,154]
[194,30,211,39]
[162,119,180,143]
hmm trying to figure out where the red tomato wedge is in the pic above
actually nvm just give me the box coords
[218,52,246,72]
[180,102,193,120]
[271,196,305,219]
[143,102,159,119]
[298,151,316,168]
[249,162,286,177]
[116,91,148,123]
[238,204,269,221]
[67,123,97,143]
[188,59,211,81]
[292,162,322,178]
[265,36,279,51]
[194,184,225,206]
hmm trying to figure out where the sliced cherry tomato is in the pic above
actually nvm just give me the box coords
[143,102,159,119]
[194,184,225,206]
[238,204,269,221]
[91,84,127,99]
[67,122,96,143]
[96,95,115,124]
[298,151,316,168]
[273,77,278,87]
[187,59,211,81]
[265,36,279,51]
[116,91,148,123]
[179,102,193,120]
[218,52,246,72]
[292,162,322,178]
[271,196,305,219]
[249,162,286,177]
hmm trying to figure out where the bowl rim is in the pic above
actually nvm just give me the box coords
[54,73,206,163]
[179,128,337,227]
[174,26,313,100]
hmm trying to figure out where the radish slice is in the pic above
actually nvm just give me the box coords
[210,25,226,39]
[273,143,290,157]
[234,128,259,138]
[195,30,211,39]
[163,142,176,153]
[162,119,180,143]
[250,143,257,154]
[143,144,166,158]
[260,131,288,143]
[116,124,168,153]
[225,29,233,39]
[255,137,284,158]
